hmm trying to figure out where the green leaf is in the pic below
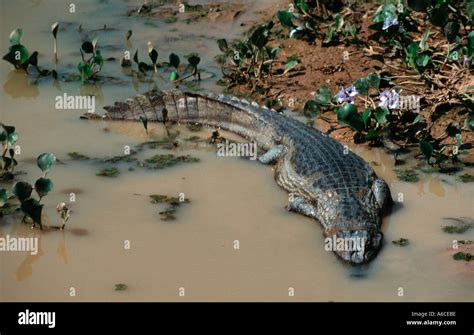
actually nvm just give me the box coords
[406,42,419,58]
[34,177,53,198]
[36,153,56,173]
[323,26,334,44]
[187,54,200,68]
[314,85,332,105]
[367,72,380,88]
[1,124,15,136]
[0,188,8,207]
[277,10,293,29]
[148,48,158,65]
[416,53,430,67]
[51,22,59,39]
[139,115,148,132]
[337,103,357,121]
[169,71,178,81]
[419,139,433,160]
[169,53,180,69]
[303,100,321,118]
[20,198,43,226]
[407,0,430,11]
[362,108,371,126]
[12,181,33,202]
[374,106,389,124]
[0,131,6,143]
[249,25,269,49]
[3,44,29,66]
[78,62,92,82]
[353,77,369,95]
[335,13,344,31]
[81,41,94,54]
[392,238,410,246]
[217,38,228,52]
[444,22,460,43]
[8,132,18,145]
[94,50,104,69]
[285,59,298,71]
[9,28,23,45]
[429,5,448,27]
[419,29,430,50]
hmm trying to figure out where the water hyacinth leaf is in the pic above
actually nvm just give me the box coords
[367,73,380,88]
[8,132,18,145]
[353,77,369,95]
[277,10,293,29]
[406,42,419,58]
[303,100,320,118]
[12,181,33,202]
[92,37,99,51]
[217,38,228,52]
[27,51,38,68]
[0,188,8,207]
[335,13,344,31]
[9,28,23,45]
[187,54,200,68]
[323,26,334,44]
[362,108,371,125]
[133,49,139,64]
[35,177,53,198]
[1,124,15,137]
[148,48,158,65]
[139,116,148,132]
[430,5,448,27]
[374,106,389,124]
[294,0,309,12]
[138,62,148,74]
[169,53,180,69]
[444,22,460,43]
[94,50,104,69]
[314,85,332,105]
[419,139,433,160]
[78,62,92,82]
[337,103,357,121]
[285,59,298,71]
[407,0,430,11]
[250,25,269,49]
[416,54,430,67]
[81,41,94,54]
[51,22,59,38]
[169,71,178,81]
[21,198,43,226]
[37,153,56,173]
[420,29,430,50]
[0,131,6,142]
[3,44,29,66]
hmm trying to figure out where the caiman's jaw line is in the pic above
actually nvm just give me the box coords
[327,229,383,264]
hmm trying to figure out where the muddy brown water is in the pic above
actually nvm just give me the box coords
[1,0,473,301]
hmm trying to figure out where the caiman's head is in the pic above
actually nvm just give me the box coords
[320,179,391,264]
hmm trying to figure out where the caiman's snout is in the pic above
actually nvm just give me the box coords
[326,229,383,264]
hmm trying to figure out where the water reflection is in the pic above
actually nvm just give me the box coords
[3,71,40,98]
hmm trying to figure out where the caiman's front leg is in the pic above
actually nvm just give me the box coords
[287,195,318,220]
[258,145,286,164]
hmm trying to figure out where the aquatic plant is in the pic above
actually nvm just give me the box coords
[2,28,50,76]
[77,38,104,83]
[150,194,189,221]
[392,238,409,246]
[0,123,19,181]
[51,22,59,63]
[56,202,71,230]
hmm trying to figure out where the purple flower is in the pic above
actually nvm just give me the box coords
[378,89,399,109]
[382,16,398,31]
[336,86,358,104]
[336,87,346,104]
[464,56,472,65]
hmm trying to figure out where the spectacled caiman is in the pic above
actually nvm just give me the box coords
[82,90,393,264]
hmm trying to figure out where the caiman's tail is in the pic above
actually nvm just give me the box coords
[86,90,280,149]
